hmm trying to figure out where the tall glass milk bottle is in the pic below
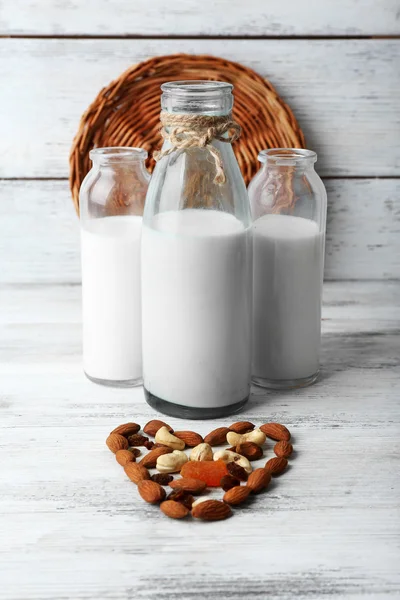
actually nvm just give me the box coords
[142,81,252,419]
[80,147,150,387]
[248,149,327,389]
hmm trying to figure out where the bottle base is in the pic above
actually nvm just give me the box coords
[84,371,143,388]
[144,387,249,420]
[252,371,319,390]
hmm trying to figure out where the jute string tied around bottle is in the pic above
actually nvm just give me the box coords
[153,111,241,185]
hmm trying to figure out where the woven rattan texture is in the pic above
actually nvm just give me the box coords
[69,54,305,213]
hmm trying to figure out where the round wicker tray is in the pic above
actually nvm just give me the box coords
[69,53,305,214]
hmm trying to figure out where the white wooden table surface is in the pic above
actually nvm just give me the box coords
[1,1,400,597]
[1,280,399,599]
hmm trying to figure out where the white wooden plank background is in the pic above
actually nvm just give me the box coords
[0,281,399,600]
[1,0,400,36]
[1,178,399,283]
[1,38,399,178]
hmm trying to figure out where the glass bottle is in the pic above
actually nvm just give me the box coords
[79,147,150,387]
[248,148,327,389]
[141,81,252,419]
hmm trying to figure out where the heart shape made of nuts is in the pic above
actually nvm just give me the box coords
[106,419,293,521]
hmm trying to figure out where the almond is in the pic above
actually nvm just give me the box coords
[143,419,173,437]
[260,423,291,442]
[191,496,210,509]
[247,468,271,493]
[106,433,129,453]
[229,421,255,434]
[160,500,189,519]
[169,477,207,494]
[204,427,231,446]
[223,485,251,506]
[115,449,136,466]
[138,480,166,504]
[173,431,204,447]
[236,441,263,461]
[274,440,293,458]
[139,446,172,468]
[265,456,288,476]
[110,422,141,437]
[191,499,232,521]
[124,462,151,484]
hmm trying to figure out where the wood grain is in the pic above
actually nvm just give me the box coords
[0,180,80,285]
[1,0,400,36]
[324,178,400,280]
[0,280,399,599]
[0,39,399,178]
[1,178,399,284]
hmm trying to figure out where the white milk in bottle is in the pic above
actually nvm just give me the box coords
[81,216,142,384]
[79,147,149,387]
[142,209,251,410]
[253,214,324,384]
[248,148,327,389]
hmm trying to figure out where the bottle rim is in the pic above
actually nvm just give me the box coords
[258,148,317,164]
[89,147,148,162]
[161,80,233,95]
[161,81,233,116]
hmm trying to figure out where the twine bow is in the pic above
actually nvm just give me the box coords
[153,112,241,185]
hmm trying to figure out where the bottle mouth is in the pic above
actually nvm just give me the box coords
[90,147,148,163]
[258,148,317,165]
[161,80,233,95]
[161,80,233,115]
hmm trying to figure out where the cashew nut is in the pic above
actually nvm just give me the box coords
[226,428,266,447]
[155,426,185,450]
[156,450,188,473]
[190,443,213,462]
[213,450,252,474]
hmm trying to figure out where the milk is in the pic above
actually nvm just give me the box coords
[252,214,324,385]
[141,209,252,408]
[81,216,142,384]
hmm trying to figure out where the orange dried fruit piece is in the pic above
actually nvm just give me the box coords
[180,459,228,487]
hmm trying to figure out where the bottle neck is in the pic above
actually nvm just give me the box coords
[259,148,317,174]
[161,80,233,116]
[90,147,148,170]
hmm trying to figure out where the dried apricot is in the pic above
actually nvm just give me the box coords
[180,459,228,487]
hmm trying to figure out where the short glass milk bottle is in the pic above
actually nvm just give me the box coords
[142,81,252,419]
[248,149,327,389]
[80,147,150,387]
